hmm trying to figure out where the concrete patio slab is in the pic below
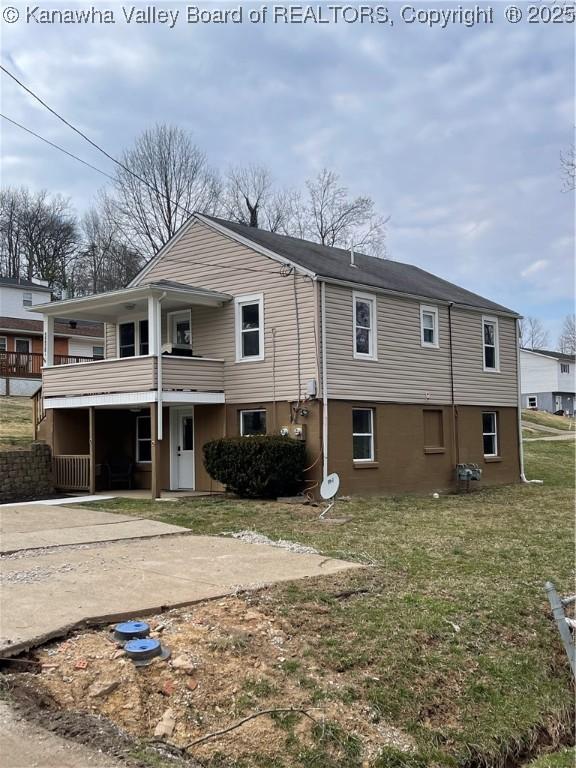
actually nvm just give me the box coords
[0,534,360,657]
[0,505,188,554]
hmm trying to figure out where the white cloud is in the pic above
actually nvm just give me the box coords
[521,260,549,278]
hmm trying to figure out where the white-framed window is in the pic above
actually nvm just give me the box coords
[482,316,499,372]
[118,319,148,358]
[15,337,30,354]
[22,291,32,307]
[168,310,192,348]
[240,409,267,436]
[352,408,375,462]
[0,337,6,352]
[527,396,538,408]
[560,363,570,374]
[235,293,264,362]
[353,292,377,360]
[420,305,439,348]
[136,414,152,463]
[92,345,104,359]
[482,411,498,457]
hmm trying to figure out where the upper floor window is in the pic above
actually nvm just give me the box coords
[482,317,499,372]
[22,291,32,307]
[93,345,104,360]
[0,337,6,353]
[353,292,377,360]
[420,305,439,348]
[235,294,264,362]
[119,319,148,358]
[352,408,375,462]
[240,409,267,436]
[482,411,498,457]
[169,310,191,348]
[561,363,570,374]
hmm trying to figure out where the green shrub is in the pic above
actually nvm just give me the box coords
[203,436,306,498]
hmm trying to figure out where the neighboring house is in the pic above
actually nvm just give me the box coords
[520,348,575,415]
[33,214,522,497]
[0,277,104,395]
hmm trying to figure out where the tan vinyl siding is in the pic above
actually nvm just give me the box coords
[162,357,224,392]
[325,284,518,407]
[136,220,318,403]
[325,284,452,403]
[452,309,518,406]
[43,356,156,397]
[104,323,116,358]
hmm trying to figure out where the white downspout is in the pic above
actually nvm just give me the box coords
[516,317,543,484]
[155,292,167,440]
[320,280,329,480]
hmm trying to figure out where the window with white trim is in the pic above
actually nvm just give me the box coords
[420,305,439,348]
[482,317,499,371]
[560,363,570,374]
[352,408,374,462]
[353,292,377,359]
[235,294,264,361]
[240,409,267,436]
[527,396,537,408]
[118,320,148,358]
[136,415,152,463]
[482,412,498,457]
[0,337,6,352]
[169,310,192,348]
[22,291,32,307]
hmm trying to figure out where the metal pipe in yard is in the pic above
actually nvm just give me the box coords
[515,318,543,485]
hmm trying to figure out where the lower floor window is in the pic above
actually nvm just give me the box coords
[352,408,374,461]
[240,409,267,436]
[527,396,537,408]
[136,415,152,463]
[482,411,498,457]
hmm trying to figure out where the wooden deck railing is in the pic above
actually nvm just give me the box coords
[0,351,98,379]
[31,387,45,437]
[53,455,90,491]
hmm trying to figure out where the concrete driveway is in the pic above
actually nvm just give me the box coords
[0,503,359,657]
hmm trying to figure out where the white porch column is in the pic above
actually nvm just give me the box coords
[147,295,159,356]
[43,315,54,367]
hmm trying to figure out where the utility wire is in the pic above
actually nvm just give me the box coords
[0,113,117,182]
[0,64,195,219]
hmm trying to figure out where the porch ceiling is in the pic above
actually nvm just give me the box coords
[30,281,232,322]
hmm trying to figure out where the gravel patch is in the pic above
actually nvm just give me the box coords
[228,530,319,555]
[1,563,78,585]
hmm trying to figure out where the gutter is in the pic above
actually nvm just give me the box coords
[516,317,543,485]
[320,280,329,481]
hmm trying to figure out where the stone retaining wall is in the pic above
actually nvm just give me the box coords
[0,443,53,503]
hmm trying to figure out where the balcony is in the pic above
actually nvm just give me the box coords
[42,354,225,403]
[0,351,99,380]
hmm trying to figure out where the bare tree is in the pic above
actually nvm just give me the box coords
[223,165,272,228]
[558,313,576,354]
[111,124,221,256]
[561,145,575,192]
[0,187,26,278]
[519,316,550,350]
[303,169,387,256]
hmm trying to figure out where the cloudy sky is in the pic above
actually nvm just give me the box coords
[1,2,574,341]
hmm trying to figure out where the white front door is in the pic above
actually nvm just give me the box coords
[171,409,195,489]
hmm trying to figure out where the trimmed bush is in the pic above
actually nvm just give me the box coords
[203,436,306,498]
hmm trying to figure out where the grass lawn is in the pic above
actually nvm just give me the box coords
[0,396,34,450]
[522,409,576,432]
[80,439,575,768]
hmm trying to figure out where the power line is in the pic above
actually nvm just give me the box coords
[0,113,117,182]
[0,64,194,219]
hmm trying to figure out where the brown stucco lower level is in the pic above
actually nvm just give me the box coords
[39,399,520,496]
[326,400,521,495]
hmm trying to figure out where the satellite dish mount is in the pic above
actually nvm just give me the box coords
[319,473,340,519]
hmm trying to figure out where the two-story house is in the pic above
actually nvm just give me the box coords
[0,276,104,396]
[32,214,522,497]
[520,348,575,415]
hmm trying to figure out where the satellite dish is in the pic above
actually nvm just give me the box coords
[320,473,340,500]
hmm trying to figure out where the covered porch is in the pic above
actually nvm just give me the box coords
[48,399,225,499]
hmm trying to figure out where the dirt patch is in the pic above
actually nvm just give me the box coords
[7,594,415,766]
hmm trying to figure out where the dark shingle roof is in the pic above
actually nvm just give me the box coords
[0,316,104,338]
[202,215,518,315]
[522,348,575,363]
[0,276,51,292]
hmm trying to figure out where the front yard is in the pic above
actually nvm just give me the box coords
[0,396,33,450]
[71,439,574,768]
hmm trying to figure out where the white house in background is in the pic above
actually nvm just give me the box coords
[0,277,104,396]
[520,348,576,415]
